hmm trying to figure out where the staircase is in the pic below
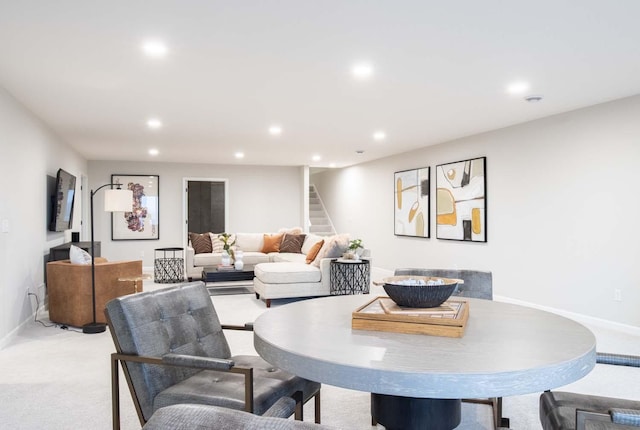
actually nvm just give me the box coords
[308,185,336,236]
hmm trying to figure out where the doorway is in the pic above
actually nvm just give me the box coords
[183,178,228,243]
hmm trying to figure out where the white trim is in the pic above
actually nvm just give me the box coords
[495,295,640,337]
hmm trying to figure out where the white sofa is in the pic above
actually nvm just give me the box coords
[185,231,328,280]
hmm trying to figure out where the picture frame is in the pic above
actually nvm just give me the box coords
[394,167,430,238]
[436,157,486,242]
[111,174,160,240]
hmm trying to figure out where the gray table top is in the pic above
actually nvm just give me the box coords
[254,295,596,399]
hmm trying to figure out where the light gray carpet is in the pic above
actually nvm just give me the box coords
[0,280,638,429]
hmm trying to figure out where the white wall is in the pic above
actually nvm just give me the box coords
[0,87,87,344]
[313,95,640,328]
[88,161,304,267]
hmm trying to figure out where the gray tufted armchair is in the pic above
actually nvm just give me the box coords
[540,352,640,429]
[105,281,321,430]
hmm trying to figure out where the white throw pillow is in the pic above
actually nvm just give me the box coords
[69,244,92,265]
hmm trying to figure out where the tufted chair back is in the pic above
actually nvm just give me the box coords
[105,281,231,421]
[393,268,493,300]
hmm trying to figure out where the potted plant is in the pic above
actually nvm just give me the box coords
[343,239,364,260]
[218,233,236,265]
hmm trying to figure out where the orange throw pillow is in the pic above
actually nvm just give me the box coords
[261,233,284,253]
[305,239,325,264]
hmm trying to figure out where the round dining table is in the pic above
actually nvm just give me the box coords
[254,294,596,430]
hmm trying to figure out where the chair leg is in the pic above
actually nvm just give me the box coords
[293,391,304,421]
[314,390,321,424]
[111,355,121,430]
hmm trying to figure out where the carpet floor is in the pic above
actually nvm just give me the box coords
[0,279,638,429]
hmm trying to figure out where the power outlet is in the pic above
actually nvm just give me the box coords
[613,289,622,302]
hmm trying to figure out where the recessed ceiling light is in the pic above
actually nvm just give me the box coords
[142,40,168,58]
[268,125,282,136]
[373,131,386,141]
[234,152,245,159]
[147,118,162,129]
[148,148,159,156]
[507,81,530,95]
[312,155,321,162]
[329,163,336,168]
[351,62,373,79]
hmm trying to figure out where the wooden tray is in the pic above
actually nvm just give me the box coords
[352,296,469,338]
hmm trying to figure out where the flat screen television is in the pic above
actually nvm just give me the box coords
[49,168,76,232]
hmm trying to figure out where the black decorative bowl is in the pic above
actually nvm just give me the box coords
[375,276,462,308]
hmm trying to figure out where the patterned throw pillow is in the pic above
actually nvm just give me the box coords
[279,234,307,253]
[189,232,213,254]
[305,239,324,264]
[261,233,284,253]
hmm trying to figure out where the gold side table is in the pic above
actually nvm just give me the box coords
[118,274,152,294]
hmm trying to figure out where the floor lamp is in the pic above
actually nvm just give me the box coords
[83,184,133,334]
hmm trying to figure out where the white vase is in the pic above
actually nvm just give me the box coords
[234,260,244,270]
[221,251,231,267]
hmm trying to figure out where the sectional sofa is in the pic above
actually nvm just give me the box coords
[186,230,364,306]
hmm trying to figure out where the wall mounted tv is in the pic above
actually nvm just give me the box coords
[49,168,77,232]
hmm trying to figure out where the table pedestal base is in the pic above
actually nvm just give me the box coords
[371,394,461,430]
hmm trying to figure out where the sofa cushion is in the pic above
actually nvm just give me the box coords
[254,262,321,284]
[278,227,303,235]
[305,240,324,264]
[279,234,306,253]
[312,234,350,267]
[235,233,264,252]
[190,233,213,254]
[301,233,324,255]
[270,253,306,263]
[261,234,284,253]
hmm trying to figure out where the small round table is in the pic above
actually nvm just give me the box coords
[154,247,185,283]
[329,259,370,295]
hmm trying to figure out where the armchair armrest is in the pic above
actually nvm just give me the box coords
[262,396,296,418]
[221,322,254,331]
[611,408,640,426]
[597,352,640,367]
[162,353,234,371]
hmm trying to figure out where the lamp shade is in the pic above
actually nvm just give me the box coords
[104,189,133,212]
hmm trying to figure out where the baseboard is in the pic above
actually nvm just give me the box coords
[495,295,640,337]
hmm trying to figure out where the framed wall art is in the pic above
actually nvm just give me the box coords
[111,174,160,240]
[436,157,486,242]
[394,167,430,238]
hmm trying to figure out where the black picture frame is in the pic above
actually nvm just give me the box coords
[435,157,486,242]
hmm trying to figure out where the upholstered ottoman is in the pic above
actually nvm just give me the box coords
[253,262,331,307]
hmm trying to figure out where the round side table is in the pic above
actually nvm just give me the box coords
[329,258,370,295]
[154,247,185,283]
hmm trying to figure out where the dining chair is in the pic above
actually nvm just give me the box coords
[540,352,640,429]
[105,281,321,430]
[390,268,508,428]
[143,398,336,430]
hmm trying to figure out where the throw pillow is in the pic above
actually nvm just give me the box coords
[261,233,284,253]
[69,244,92,265]
[311,234,350,267]
[189,232,213,254]
[278,226,303,235]
[279,234,306,253]
[305,239,324,264]
[209,233,224,253]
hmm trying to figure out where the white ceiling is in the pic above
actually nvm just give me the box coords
[1,1,639,168]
